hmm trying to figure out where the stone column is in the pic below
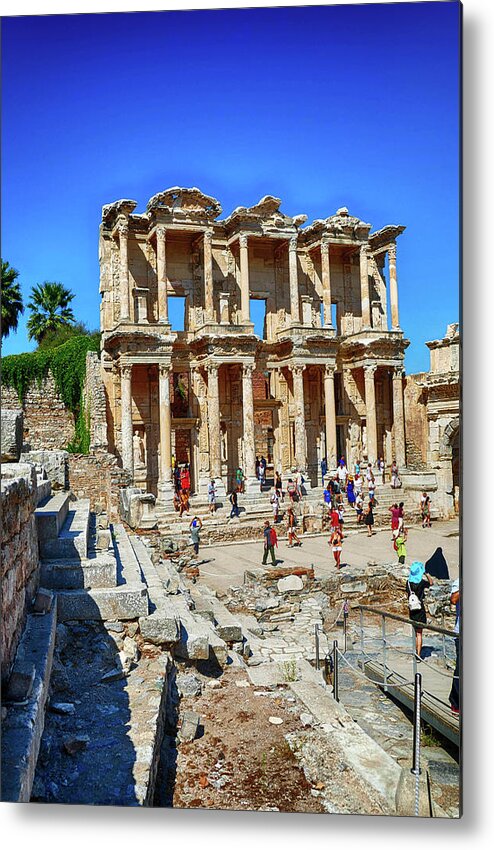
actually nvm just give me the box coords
[118,222,130,321]
[289,236,300,324]
[388,244,400,329]
[120,364,133,474]
[363,364,378,464]
[324,365,337,470]
[158,363,174,503]
[206,363,223,488]
[320,238,333,328]
[360,244,371,328]
[156,225,169,324]
[239,234,251,323]
[291,364,306,471]
[204,230,214,322]
[392,366,406,467]
[241,363,258,492]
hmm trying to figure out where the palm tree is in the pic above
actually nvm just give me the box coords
[1,260,24,339]
[27,281,76,343]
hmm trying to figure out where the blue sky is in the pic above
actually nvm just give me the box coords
[1,2,460,372]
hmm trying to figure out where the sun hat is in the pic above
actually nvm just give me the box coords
[408,561,425,583]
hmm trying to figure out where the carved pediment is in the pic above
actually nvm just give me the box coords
[101,199,138,226]
[146,186,222,220]
[224,195,300,231]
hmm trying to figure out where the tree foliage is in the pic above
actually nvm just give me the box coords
[1,260,24,339]
[27,281,75,343]
[36,320,100,351]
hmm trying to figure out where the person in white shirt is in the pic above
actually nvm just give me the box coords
[207,479,216,514]
[270,492,280,523]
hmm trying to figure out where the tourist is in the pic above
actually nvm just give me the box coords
[295,468,304,498]
[421,492,431,527]
[354,459,361,476]
[368,477,376,506]
[391,460,400,489]
[275,471,283,500]
[255,456,260,481]
[235,466,244,493]
[259,455,267,486]
[389,503,400,536]
[347,476,356,506]
[354,472,363,496]
[174,463,181,492]
[364,499,374,536]
[287,507,301,547]
[189,516,202,555]
[377,456,385,484]
[330,505,341,532]
[173,491,180,513]
[398,502,405,531]
[329,526,344,570]
[179,488,190,517]
[286,478,297,504]
[355,492,364,523]
[337,504,345,530]
[270,491,280,523]
[208,479,217,514]
[337,460,348,487]
[366,462,374,486]
[323,482,332,506]
[321,456,328,481]
[229,489,240,519]
[262,520,277,566]
[406,561,434,658]
[180,463,191,492]
[394,527,408,564]
[449,578,460,716]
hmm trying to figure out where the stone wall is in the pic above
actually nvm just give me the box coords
[1,463,40,683]
[2,375,75,452]
[67,451,131,519]
[403,373,428,468]
[85,351,109,451]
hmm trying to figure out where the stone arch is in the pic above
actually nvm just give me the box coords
[439,417,460,460]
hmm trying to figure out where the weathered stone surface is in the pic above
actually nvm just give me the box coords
[21,450,68,490]
[277,575,304,593]
[176,673,203,698]
[178,710,201,743]
[1,409,23,462]
[139,609,180,645]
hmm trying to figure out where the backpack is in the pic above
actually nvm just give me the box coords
[407,581,422,612]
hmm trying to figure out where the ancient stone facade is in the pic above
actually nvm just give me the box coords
[2,375,75,452]
[98,188,409,504]
[404,324,460,515]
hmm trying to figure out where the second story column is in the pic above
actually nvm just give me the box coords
[320,238,334,328]
[206,363,222,480]
[118,222,130,321]
[291,364,306,471]
[156,226,169,323]
[204,230,214,322]
[324,365,337,470]
[363,364,378,464]
[289,236,301,324]
[392,366,406,467]
[388,244,400,329]
[239,234,251,323]
[360,243,371,328]
[120,364,133,475]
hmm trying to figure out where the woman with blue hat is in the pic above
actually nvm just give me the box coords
[406,561,434,658]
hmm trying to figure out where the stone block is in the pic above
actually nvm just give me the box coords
[20,450,68,490]
[178,710,201,742]
[1,410,23,462]
[139,609,180,645]
[56,584,149,621]
[277,575,304,593]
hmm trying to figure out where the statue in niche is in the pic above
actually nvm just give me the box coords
[133,428,146,469]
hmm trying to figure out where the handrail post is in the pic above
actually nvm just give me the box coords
[382,613,388,692]
[441,613,446,664]
[333,639,339,702]
[412,624,417,678]
[359,607,364,656]
[411,672,422,817]
[343,599,349,654]
[315,624,320,670]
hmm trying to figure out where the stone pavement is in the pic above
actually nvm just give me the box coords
[198,520,460,595]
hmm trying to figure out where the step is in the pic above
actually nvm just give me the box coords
[39,499,90,560]
[35,492,71,545]
[40,551,117,590]
[55,523,148,621]
[1,601,57,802]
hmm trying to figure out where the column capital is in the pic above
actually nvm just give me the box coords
[158,362,171,378]
[206,362,219,376]
[388,243,397,262]
[239,233,249,249]
[363,363,377,377]
[118,221,129,239]
[393,365,405,379]
[156,224,167,241]
[324,363,336,378]
[204,229,214,245]
[289,235,298,251]
[359,243,368,257]
[290,363,306,377]
[120,363,133,380]
[242,362,255,378]
[320,237,330,251]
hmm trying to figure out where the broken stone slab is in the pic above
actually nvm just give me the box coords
[176,673,203,698]
[1,409,23,462]
[56,584,149,622]
[63,735,90,756]
[4,666,36,704]
[178,711,201,743]
[20,449,68,490]
[138,607,180,646]
[255,597,280,612]
[210,601,243,643]
[49,702,76,715]
[277,575,304,593]
[122,636,139,664]
[32,588,54,614]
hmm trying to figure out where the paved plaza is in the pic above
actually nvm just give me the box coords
[197,520,460,595]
